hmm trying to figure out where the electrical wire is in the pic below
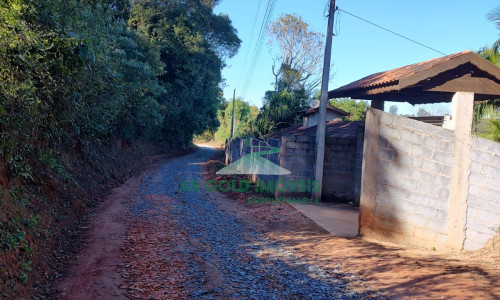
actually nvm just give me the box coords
[240,0,278,99]
[338,8,447,56]
[241,0,276,97]
[235,0,263,93]
[333,7,341,36]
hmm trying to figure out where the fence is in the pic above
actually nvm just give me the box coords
[360,108,500,250]
[224,125,364,202]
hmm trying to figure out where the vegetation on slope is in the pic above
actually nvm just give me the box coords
[0,0,239,297]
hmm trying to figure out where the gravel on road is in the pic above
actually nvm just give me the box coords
[122,146,370,299]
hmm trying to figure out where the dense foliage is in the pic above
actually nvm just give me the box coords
[129,0,240,146]
[329,98,369,121]
[256,80,309,135]
[0,0,240,178]
[0,0,239,294]
[475,5,500,141]
[214,99,258,142]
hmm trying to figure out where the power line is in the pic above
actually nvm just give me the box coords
[240,0,277,99]
[241,0,275,98]
[338,8,447,56]
[244,0,272,94]
[236,0,263,92]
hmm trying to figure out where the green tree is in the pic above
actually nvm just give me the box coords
[474,5,500,137]
[256,80,310,135]
[329,98,369,121]
[477,6,500,68]
[267,14,324,92]
[479,115,500,142]
[214,99,259,142]
[0,1,172,294]
[129,0,241,147]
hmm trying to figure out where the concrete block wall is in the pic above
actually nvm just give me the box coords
[353,125,365,205]
[225,137,281,184]
[464,137,500,250]
[368,111,454,248]
[251,138,280,184]
[276,134,316,197]
[322,137,357,200]
[225,138,243,164]
[226,131,363,201]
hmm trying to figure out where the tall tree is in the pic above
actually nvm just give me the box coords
[129,0,240,147]
[267,14,324,92]
[257,80,309,135]
[487,5,500,49]
[329,98,369,121]
[214,99,258,142]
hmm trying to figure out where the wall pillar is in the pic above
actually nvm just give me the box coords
[359,108,381,235]
[371,100,385,111]
[353,125,365,206]
[446,92,474,250]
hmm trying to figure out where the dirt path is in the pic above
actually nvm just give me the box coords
[56,174,140,299]
[56,146,499,299]
[57,146,364,299]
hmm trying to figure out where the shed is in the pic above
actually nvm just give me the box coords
[326,51,500,251]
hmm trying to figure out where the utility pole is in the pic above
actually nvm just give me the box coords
[226,89,236,166]
[313,0,336,201]
[230,89,236,139]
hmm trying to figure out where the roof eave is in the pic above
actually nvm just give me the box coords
[328,52,500,102]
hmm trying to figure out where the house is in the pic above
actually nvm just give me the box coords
[225,50,500,251]
[263,105,352,139]
[298,105,350,127]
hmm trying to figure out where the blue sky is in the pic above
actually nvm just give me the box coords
[214,0,499,115]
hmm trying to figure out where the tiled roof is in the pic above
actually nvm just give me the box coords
[330,51,472,94]
[297,105,350,116]
[328,50,500,103]
[262,124,302,141]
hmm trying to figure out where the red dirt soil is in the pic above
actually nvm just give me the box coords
[56,147,500,299]
[55,149,193,299]
[56,175,138,299]
[204,151,500,300]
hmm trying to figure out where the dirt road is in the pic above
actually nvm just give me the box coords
[56,146,499,299]
[57,146,365,299]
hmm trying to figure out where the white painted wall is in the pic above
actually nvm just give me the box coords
[304,111,343,127]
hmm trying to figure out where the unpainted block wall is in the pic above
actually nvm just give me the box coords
[323,137,357,199]
[249,138,280,184]
[353,126,365,205]
[369,112,454,248]
[277,134,316,197]
[225,131,364,201]
[464,137,500,250]
[225,137,281,185]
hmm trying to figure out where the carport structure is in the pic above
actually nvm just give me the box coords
[327,51,500,250]
[329,50,500,106]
